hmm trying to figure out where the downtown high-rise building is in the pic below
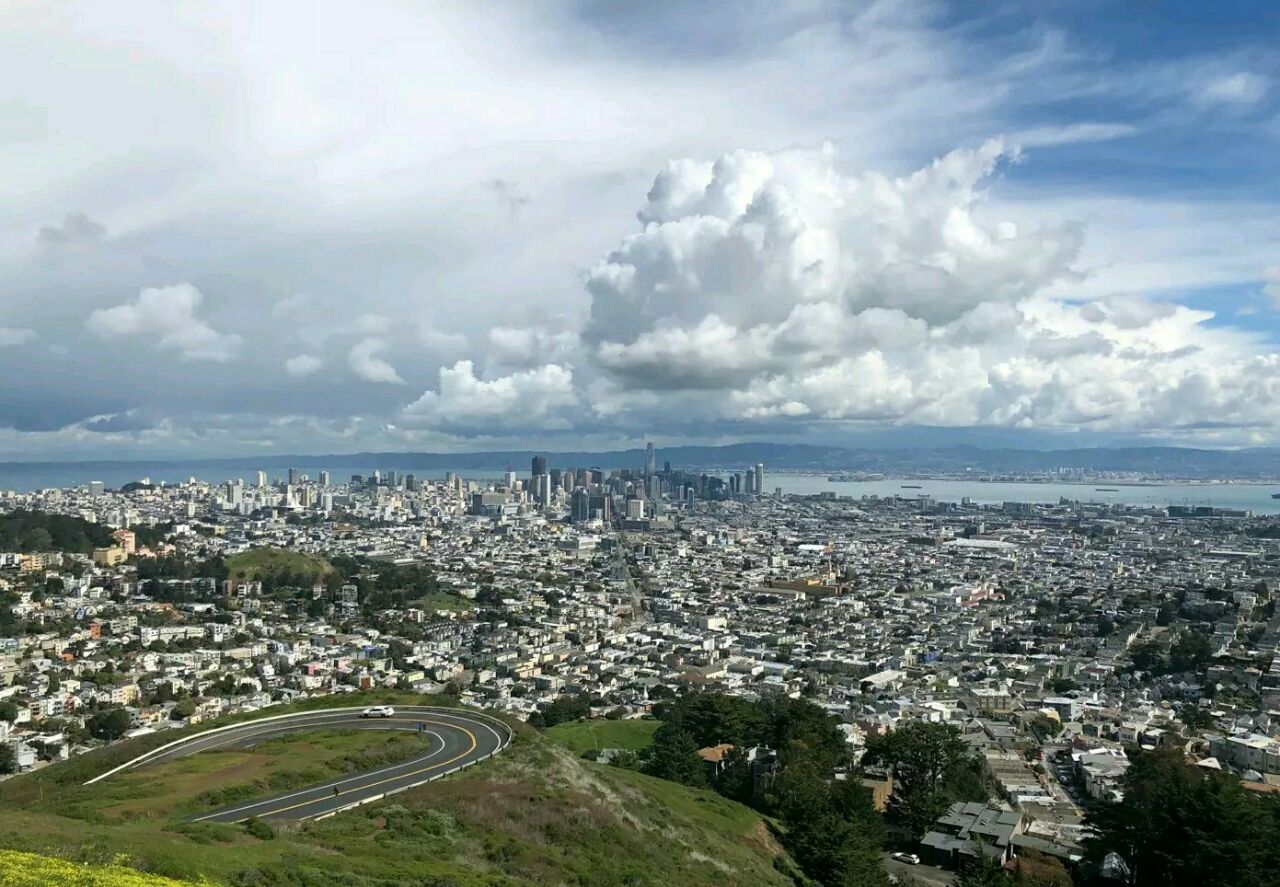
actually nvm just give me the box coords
[755,463,765,497]
[644,441,656,476]
[532,455,548,478]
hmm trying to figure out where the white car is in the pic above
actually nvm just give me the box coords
[890,852,920,865]
[360,705,396,718]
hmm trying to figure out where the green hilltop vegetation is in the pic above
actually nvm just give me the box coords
[223,547,332,586]
[0,509,115,553]
[0,509,170,555]
[0,692,795,886]
[544,718,660,756]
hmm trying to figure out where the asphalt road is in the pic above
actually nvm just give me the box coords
[91,706,510,823]
[883,853,955,886]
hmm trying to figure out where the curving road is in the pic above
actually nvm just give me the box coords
[85,706,510,823]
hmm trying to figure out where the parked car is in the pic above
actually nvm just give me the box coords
[360,705,396,718]
[890,852,921,865]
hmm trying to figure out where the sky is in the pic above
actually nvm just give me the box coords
[2,0,1279,460]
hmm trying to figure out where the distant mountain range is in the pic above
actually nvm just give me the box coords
[3,442,1280,479]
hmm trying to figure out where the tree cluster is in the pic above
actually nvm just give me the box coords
[1084,747,1280,887]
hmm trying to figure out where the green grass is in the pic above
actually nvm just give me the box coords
[0,704,792,886]
[224,548,331,584]
[544,718,660,755]
[413,591,476,613]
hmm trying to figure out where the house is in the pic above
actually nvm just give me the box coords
[920,801,1026,868]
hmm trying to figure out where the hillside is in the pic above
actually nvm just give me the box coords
[0,699,794,886]
[0,509,113,553]
[224,548,332,586]
[0,849,204,887]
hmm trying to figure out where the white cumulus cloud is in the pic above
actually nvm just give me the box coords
[347,337,404,384]
[402,359,576,430]
[87,283,241,362]
[284,354,322,377]
[0,327,36,347]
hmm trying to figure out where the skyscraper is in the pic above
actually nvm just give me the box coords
[644,441,656,476]
[255,470,268,488]
[532,455,548,478]
[318,470,330,487]
[287,467,301,485]
[755,463,765,497]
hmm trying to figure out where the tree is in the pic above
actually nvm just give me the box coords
[1085,748,1280,887]
[957,856,1008,887]
[862,721,985,838]
[1167,630,1212,674]
[87,707,131,741]
[1176,703,1216,732]
[0,743,16,774]
[1012,849,1073,887]
[642,726,706,787]
[0,700,19,724]
[170,698,197,720]
[771,760,889,886]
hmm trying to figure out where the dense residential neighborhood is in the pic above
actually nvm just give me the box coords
[2,461,1279,884]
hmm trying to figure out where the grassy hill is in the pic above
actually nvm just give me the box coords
[545,718,660,755]
[224,548,332,585]
[0,848,206,886]
[0,695,795,886]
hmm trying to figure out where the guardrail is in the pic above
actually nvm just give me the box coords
[84,704,513,786]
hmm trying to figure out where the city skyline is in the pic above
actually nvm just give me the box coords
[2,2,1280,460]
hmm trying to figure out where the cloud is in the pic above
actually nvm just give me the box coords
[87,284,242,361]
[1190,71,1270,108]
[554,142,1280,438]
[585,139,1080,369]
[284,354,322,377]
[0,327,36,348]
[271,293,311,319]
[1264,266,1280,308]
[1014,123,1137,147]
[347,337,404,384]
[487,325,578,368]
[37,212,106,245]
[402,359,576,429]
[420,329,469,353]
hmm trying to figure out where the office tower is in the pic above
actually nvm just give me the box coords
[571,488,591,523]
[504,469,517,489]
[589,493,612,522]
[745,470,755,496]
[532,455,548,478]
[287,467,301,485]
[647,474,661,501]
[535,474,551,505]
[550,468,562,490]
[626,498,646,520]
[644,441,656,476]
[88,480,105,496]
[318,470,330,486]
[256,470,268,487]
[755,463,765,497]
[405,473,417,491]
[590,467,603,486]
[321,492,333,515]
[372,469,381,485]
